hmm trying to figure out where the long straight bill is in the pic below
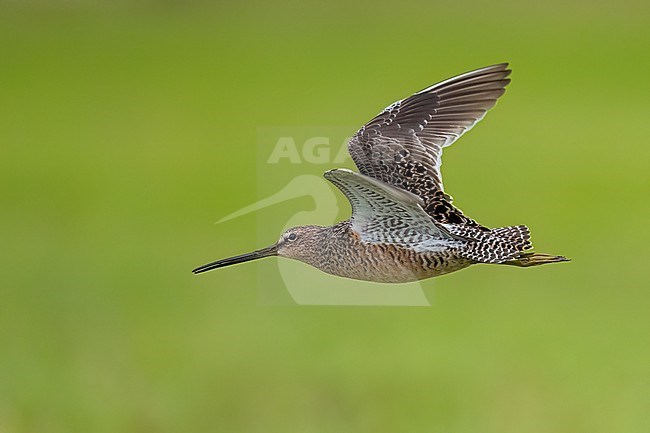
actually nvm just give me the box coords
[192,245,277,274]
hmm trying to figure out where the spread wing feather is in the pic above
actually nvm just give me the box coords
[347,63,511,226]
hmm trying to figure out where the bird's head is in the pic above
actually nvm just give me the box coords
[275,225,328,263]
[192,225,328,274]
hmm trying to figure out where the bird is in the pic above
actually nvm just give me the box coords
[193,63,569,283]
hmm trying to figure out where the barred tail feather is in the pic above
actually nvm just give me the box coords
[490,224,532,252]
[460,224,533,263]
[504,252,570,267]
[454,224,569,266]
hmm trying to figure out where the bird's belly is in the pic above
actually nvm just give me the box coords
[319,245,472,283]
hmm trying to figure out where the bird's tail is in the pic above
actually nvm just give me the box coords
[503,252,570,267]
[490,225,532,252]
[459,224,532,263]
[458,225,570,267]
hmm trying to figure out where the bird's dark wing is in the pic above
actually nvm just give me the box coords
[347,63,511,225]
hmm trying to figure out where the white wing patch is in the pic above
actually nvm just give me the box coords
[324,169,459,252]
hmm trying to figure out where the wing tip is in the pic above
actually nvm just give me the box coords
[484,62,511,74]
[416,62,512,95]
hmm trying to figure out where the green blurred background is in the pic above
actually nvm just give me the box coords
[1,0,649,431]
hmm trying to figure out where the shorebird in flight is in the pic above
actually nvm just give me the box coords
[193,63,568,283]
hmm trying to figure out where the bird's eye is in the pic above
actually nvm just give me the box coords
[288,233,298,241]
